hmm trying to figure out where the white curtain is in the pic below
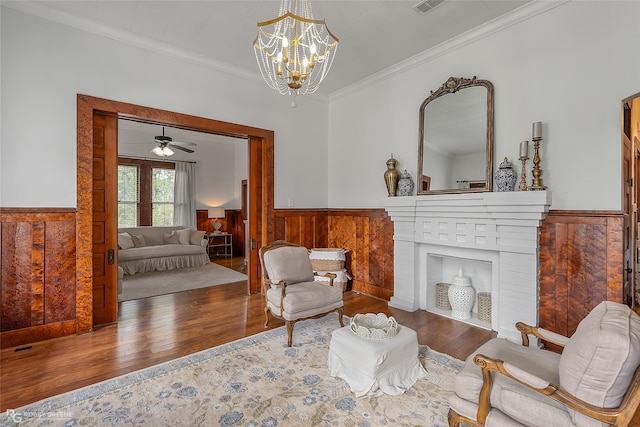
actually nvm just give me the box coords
[173,161,196,228]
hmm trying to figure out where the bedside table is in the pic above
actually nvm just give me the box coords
[207,233,233,257]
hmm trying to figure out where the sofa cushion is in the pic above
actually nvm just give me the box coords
[190,229,206,245]
[118,232,135,250]
[163,231,180,245]
[118,226,186,247]
[559,301,640,427]
[176,228,191,244]
[262,246,315,285]
[266,281,343,316]
[131,234,146,248]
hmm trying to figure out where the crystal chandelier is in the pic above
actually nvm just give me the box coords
[253,0,339,96]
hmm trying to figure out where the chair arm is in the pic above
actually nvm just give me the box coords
[474,354,624,425]
[515,322,570,348]
[314,271,337,286]
[264,279,287,316]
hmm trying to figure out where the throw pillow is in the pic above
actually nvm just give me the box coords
[190,229,206,245]
[117,232,135,250]
[163,231,180,245]
[263,246,315,285]
[131,234,146,248]
[176,228,191,245]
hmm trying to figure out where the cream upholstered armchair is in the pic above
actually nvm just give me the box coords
[449,301,640,427]
[259,240,344,347]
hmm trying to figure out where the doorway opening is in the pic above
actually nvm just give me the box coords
[76,95,274,331]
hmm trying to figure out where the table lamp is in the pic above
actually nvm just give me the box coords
[208,207,225,234]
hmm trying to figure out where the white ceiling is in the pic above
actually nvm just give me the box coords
[22,0,529,97]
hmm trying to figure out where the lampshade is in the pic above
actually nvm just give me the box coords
[151,145,174,157]
[208,207,225,219]
[253,0,338,96]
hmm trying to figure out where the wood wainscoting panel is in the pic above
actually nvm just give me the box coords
[228,210,245,258]
[273,208,394,301]
[539,211,624,337]
[0,209,77,348]
[328,209,394,300]
[274,209,329,249]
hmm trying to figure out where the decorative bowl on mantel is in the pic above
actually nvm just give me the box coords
[350,313,398,340]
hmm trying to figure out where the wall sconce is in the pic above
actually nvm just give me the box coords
[208,207,225,234]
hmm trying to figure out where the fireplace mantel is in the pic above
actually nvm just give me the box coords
[383,191,551,341]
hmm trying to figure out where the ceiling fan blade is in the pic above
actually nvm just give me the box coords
[169,140,197,147]
[170,144,195,154]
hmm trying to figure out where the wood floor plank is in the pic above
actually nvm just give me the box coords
[0,259,495,412]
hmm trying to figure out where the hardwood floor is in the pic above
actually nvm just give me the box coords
[0,258,495,412]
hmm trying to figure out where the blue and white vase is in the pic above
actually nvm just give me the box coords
[397,170,414,196]
[495,157,516,192]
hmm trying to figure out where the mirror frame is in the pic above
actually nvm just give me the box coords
[417,76,494,195]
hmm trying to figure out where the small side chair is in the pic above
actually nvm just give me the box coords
[259,240,344,347]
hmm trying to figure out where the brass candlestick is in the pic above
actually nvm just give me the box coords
[529,137,546,190]
[519,156,529,191]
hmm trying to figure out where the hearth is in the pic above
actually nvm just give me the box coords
[384,191,551,341]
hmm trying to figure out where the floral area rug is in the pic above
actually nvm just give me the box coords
[0,314,463,427]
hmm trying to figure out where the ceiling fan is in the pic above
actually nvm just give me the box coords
[151,127,197,157]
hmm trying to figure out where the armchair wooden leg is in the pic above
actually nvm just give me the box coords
[264,308,270,328]
[337,307,344,327]
[448,408,482,427]
[285,320,294,347]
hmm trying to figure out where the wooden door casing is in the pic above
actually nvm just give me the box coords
[92,112,118,325]
[622,110,633,308]
[77,95,274,329]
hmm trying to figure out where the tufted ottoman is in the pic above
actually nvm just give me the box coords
[327,323,426,397]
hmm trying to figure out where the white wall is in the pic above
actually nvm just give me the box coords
[328,1,640,210]
[0,7,329,209]
[3,2,640,212]
[192,140,246,211]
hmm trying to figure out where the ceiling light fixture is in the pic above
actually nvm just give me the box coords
[253,0,339,97]
[151,145,174,157]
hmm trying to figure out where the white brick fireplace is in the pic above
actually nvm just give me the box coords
[383,191,551,341]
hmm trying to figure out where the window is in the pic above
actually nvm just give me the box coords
[118,158,175,226]
[151,168,175,226]
[118,165,138,228]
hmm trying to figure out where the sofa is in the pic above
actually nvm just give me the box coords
[118,226,209,275]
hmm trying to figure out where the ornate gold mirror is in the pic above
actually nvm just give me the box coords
[417,76,494,194]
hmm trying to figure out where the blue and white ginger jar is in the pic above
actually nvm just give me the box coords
[495,157,516,192]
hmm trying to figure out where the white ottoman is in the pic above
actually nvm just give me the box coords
[327,324,426,397]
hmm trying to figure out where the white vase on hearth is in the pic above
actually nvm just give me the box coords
[448,268,475,320]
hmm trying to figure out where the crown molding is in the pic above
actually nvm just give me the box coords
[328,0,569,102]
[2,1,329,104]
